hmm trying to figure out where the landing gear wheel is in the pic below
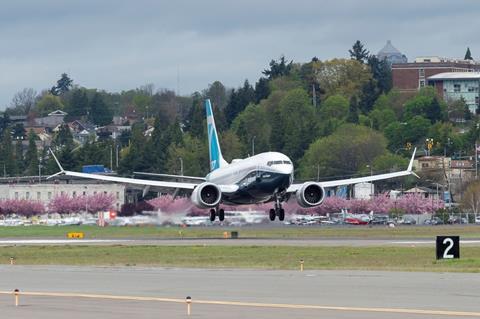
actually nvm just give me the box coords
[269,209,276,221]
[278,208,285,221]
[218,209,225,221]
[209,209,216,222]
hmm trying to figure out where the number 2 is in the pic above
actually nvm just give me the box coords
[443,238,454,259]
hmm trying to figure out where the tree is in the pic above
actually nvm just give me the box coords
[50,73,73,96]
[24,130,39,176]
[320,95,349,120]
[404,88,445,123]
[275,89,317,161]
[347,96,359,123]
[9,88,37,115]
[0,128,15,176]
[298,124,388,179]
[35,94,64,116]
[232,104,271,156]
[165,134,208,176]
[315,59,372,100]
[254,77,270,103]
[185,92,206,139]
[88,92,112,126]
[462,181,480,216]
[225,80,255,125]
[262,56,293,79]
[349,40,369,64]
[368,55,392,94]
[465,47,473,60]
[66,89,88,120]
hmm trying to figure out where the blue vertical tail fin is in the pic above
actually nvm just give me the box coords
[205,99,228,171]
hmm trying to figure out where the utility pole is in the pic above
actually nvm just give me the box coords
[179,157,184,176]
[251,136,256,156]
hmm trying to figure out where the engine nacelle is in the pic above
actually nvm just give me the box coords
[191,182,222,209]
[296,182,325,208]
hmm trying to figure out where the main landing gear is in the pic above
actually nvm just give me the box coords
[269,198,285,222]
[209,208,225,222]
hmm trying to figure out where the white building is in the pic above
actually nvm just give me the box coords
[0,183,126,211]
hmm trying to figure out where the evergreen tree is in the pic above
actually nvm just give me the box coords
[0,128,15,176]
[358,79,380,113]
[368,55,392,94]
[67,89,88,120]
[88,93,113,126]
[262,56,293,79]
[347,96,359,123]
[24,130,39,176]
[465,47,473,60]
[225,80,255,125]
[349,40,369,64]
[186,92,206,139]
[254,77,270,103]
[56,73,73,95]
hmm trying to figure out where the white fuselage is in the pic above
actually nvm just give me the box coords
[205,152,294,205]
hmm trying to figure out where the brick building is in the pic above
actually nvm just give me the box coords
[392,57,480,93]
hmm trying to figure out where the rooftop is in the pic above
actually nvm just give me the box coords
[428,72,480,81]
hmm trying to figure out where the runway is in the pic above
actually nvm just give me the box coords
[0,266,479,318]
[1,238,480,246]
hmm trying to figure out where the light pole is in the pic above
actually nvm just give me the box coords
[38,157,42,183]
[425,138,434,156]
[179,157,184,176]
[251,136,256,156]
[84,186,88,216]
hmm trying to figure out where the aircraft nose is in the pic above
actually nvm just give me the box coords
[277,164,293,175]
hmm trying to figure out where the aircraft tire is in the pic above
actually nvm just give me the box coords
[278,208,285,221]
[218,209,225,221]
[209,209,216,221]
[269,209,276,221]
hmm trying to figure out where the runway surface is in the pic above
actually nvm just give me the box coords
[1,238,480,246]
[0,265,479,318]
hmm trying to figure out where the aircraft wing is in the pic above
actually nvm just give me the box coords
[49,149,238,193]
[59,170,199,190]
[287,148,418,193]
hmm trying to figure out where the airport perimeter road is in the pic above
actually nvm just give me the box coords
[2,238,480,246]
[0,266,479,318]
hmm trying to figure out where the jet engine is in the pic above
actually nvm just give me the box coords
[296,182,325,207]
[191,182,222,208]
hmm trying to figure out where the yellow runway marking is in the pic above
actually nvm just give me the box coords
[0,291,478,317]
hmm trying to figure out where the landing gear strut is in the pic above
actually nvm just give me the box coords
[209,208,225,222]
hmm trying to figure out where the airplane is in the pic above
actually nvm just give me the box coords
[50,99,417,222]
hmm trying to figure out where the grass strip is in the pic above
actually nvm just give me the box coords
[1,245,480,272]
[0,225,479,239]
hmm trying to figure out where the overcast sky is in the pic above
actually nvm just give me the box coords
[0,0,479,108]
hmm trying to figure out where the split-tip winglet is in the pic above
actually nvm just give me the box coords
[407,147,420,178]
[46,148,65,180]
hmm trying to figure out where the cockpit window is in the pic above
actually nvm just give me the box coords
[267,160,288,166]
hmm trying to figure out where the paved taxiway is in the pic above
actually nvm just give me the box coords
[0,266,479,318]
[2,238,480,246]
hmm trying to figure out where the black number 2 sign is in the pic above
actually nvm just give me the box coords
[436,236,460,260]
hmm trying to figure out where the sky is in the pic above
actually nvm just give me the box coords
[0,0,479,109]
